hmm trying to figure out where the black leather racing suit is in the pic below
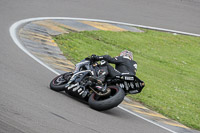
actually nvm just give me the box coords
[96,55,137,78]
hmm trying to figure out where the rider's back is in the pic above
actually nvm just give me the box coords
[115,56,137,75]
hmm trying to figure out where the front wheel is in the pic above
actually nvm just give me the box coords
[88,86,125,111]
[50,72,72,92]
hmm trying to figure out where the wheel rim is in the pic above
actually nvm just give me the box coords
[92,86,118,101]
[53,75,67,86]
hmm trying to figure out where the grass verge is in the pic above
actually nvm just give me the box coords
[53,29,200,130]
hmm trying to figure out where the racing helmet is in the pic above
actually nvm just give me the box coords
[120,50,133,60]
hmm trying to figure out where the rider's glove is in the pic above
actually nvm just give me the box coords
[91,55,99,61]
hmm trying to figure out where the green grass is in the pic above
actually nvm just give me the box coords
[53,29,200,130]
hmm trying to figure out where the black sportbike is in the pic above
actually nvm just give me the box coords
[50,57,145,111]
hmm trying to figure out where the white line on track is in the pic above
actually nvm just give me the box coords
[10,17,198,133]
[10,17,200,37]
[118,106,177,133]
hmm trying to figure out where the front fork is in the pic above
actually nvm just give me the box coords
[65,70,93,89]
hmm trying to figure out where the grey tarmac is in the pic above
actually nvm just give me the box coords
[0,0,200,133]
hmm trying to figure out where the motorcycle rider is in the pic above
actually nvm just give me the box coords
[65,50,137,95]
[90,50,137,91]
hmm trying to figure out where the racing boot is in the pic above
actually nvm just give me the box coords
[89,76,106,93]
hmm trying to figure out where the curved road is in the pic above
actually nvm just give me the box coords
[0,0,200,133]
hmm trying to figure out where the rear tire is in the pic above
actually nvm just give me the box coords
[88,86,125,111]
[50,73,72,92]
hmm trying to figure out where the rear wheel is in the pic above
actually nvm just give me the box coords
[50,72,72,92]
[88,86,125,111]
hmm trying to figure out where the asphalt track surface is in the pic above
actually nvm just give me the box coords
[1,0,200,133]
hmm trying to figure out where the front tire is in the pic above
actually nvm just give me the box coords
[88,86,125,111]
[50,73,72,92]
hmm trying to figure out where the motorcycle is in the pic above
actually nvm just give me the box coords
[50,57,145,111]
